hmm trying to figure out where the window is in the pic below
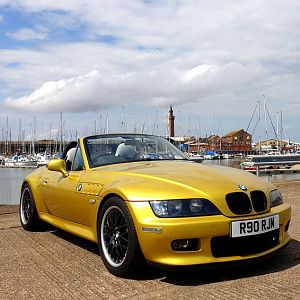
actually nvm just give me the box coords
[73,146,85,171]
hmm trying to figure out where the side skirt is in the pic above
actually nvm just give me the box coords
[39,212,98,243]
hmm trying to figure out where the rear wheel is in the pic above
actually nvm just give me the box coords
[20,183,42,231]
[98,197,145,277]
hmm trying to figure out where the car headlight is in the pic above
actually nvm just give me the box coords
[149,199,221,218]
[270,189,283,207]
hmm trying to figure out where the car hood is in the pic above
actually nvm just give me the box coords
[94,160,273,203]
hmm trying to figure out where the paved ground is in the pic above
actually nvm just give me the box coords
[0,180,299,300]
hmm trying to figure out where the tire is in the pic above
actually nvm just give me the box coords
[98,197,145,277]
[20,183,42,231]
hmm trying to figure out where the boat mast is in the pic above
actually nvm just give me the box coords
[263,96,269,154]
[280,110,283,145]
[99,114,103,134]
[141,112,147,134]
[152,111,158,135]
[1,126,3,154]
[5,116,9,154]
[197,117,201,153]
[49,122,52,156]
[59,112,63,153]
[188,115,191,137]
[211,112,214,136]
[178,110,182,138]
[276,112,279,153]
[17,118,22,153]
[216,121,221,151]
[105,114,109,134]
[9,128,11,155]
[121,105,125,133]
[258,100,261,154]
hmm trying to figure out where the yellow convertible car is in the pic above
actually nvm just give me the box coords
[20,134,291,277]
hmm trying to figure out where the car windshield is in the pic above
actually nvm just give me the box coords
[83,134,188,168]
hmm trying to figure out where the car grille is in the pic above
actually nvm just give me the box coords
[226,192,252,214]
[250,190,267,212]
[210,229,279,257]
[226,191,268,215]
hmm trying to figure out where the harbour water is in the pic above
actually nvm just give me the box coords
[1,159,299,205]
[0,167,34,205]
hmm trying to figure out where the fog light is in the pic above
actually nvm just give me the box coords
[171,239,199,251]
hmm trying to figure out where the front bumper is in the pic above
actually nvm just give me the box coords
[127,202,291,267]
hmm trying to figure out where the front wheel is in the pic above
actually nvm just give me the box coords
[20,183,42,231]
[98,197,145,277]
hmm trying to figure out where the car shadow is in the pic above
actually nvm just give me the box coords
[50,228,100,255]
[49,228,300,283]
[49,228,164,280]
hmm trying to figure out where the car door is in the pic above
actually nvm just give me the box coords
[69,146,103,227]
[38,145,83,223]
[39,145,102,227]
[39,168,81,222]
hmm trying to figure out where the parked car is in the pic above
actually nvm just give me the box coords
[20,134,291,277]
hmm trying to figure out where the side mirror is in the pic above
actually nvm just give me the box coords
[47,159,69,178]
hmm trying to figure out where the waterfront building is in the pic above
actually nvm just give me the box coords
[255,139,300,153]
[221,129,252,152]
[185,129,252,154]
[184,135,220,153]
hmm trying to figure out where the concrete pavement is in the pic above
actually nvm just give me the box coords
[0,180,299,299]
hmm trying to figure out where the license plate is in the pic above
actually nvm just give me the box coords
[230,214,279,238]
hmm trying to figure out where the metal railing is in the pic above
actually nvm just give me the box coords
[248,160,300,176]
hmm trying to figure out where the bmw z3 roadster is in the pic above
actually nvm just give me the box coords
[20,134,291,277]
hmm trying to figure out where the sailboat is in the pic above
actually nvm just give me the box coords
[241,98,300,172]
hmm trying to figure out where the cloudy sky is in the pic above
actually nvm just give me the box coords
[0,0,299,142]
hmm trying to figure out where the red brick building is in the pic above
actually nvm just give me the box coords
[221,129,252,152]
[206,135,221,151]
[186,135,221,152]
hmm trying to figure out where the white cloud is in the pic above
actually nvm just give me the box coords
[4,61,270,114]
[7,28,47,41]
[182,65,213,83]
[4,70,100,112]
[1,0,300,140]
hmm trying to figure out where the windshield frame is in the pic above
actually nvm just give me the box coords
[83,134,188,169]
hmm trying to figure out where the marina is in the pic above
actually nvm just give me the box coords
[1,158,300,205]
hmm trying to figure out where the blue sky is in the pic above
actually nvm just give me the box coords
[0,0,299,142]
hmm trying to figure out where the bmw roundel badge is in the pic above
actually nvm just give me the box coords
[238,185,248,191]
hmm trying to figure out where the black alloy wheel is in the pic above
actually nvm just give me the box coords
[20,183,41,231]
[98,197,144,277]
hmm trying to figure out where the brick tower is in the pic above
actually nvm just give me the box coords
[168,105,175,137]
